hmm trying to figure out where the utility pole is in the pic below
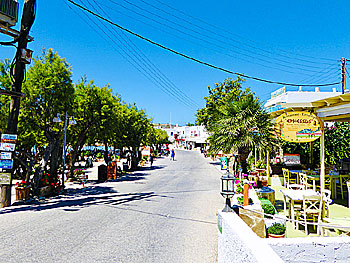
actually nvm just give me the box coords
[1,0,36,208]
[341,57,346,94]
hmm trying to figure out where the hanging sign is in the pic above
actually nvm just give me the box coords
[1,134,18,144]
[0,159,13,169]
[0,173,11,185]
[0,152,12,160]
[283,154,301,165]
[0,143,16,152]
[274,111,323,143]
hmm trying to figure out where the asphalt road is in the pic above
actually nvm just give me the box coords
[0,150,223,263]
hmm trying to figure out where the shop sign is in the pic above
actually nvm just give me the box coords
[0,159,13,169]
[283,154,301,165]
[0,173,11,185]
[220,157,228,170]
[1,134,17,144]
[141,146,151,156]
[274,111,323,143]
[0,152,12,160]
[0,143,16,152]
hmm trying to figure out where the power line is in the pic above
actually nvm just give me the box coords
[86,0,200,108]
[67,0,341,87]
[114,0,330,72]
[152,0,336,64]
[67,0,197,110]
[91,1,313,76]
[103,0,327,74]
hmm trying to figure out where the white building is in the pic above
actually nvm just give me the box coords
[160,125,209,149]
[264,86,341,113]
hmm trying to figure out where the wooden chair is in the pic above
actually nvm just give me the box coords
[282,168,290,187]
[322,189,332,218]
[299,173,313,190]
[289,171,299,185]
[334,175,350,199]
[296,194,323,235]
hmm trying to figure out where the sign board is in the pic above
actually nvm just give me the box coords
[1,134,17,144]
[0,159,13,169]
[274,111,323,143]
[141,146,151,156]
[0,152,12,160]
[0,142,16,152]
[0,172,11,185]
[220,157,228,170]
[283,154,301,165]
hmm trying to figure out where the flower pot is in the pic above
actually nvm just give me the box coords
[15,187,31,201]
[268,233,285,238]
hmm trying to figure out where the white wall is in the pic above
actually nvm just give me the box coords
[218,211,283,263]
[218,210,350,263]
[268,237,350,263]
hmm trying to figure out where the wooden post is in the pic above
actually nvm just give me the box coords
[243,184,249,206]
[320,120,325,193]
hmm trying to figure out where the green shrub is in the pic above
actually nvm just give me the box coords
[267,223,286,235]
[261,203,276,218]
[96,152,102,158]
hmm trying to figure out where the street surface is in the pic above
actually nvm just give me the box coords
[0,150,222,263]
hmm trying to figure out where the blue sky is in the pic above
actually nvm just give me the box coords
[1,1,350,125]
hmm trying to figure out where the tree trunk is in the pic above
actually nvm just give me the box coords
[238,149,250,174]
[103,141,109,164]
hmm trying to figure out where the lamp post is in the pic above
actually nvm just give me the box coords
[220,169,235,212]
[53,112,76,189]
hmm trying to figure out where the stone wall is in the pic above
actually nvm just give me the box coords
[267,237,350,263]
[218,211,283,263]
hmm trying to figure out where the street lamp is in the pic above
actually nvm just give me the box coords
[53,112,77,189]
[220,169,235,212]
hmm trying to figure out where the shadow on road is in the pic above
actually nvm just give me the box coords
[0,185,171,215]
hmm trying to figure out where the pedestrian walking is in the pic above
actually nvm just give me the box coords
[170,149,175,161]
[149,154,154,167]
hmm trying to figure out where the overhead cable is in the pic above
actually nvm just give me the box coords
[67,0,341,87]
[152,0,336,64]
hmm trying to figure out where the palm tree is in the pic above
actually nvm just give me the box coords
[208,92,275,173]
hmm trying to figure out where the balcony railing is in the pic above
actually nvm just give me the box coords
[0,0,18,25]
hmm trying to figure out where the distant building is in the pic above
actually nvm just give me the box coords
[264,86,341,113]
[156,124,209,149]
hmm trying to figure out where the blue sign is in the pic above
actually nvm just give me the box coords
[0,159,13,169]
[220,157,228,170]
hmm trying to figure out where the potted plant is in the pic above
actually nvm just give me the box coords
[15,180,31,201]
[261,202,276,219]
[267,223,286,238]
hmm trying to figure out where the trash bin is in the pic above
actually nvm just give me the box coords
[122,162,128,171]
[98,164,107,182]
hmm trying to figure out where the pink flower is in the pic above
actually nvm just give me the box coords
[235,180,240,184]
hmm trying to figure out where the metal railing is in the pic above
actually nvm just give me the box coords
[0,0,19,20]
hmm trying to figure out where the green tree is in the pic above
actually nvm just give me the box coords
[19,48,74,182]
[197,78,275,173]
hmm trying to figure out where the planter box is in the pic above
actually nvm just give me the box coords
[15,187,30,201]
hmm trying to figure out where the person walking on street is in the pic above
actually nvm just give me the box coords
[170,149,175,161]
[149,154,154,167]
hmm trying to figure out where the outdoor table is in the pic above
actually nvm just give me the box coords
[322,217,350,235]
[280,189,318,228]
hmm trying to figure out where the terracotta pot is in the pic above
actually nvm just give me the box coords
[268,233,285,238]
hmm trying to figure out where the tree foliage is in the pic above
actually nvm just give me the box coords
[196,78,276,172]
[0,48,165,189]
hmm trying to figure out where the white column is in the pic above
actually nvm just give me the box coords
[320,120,325,193]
